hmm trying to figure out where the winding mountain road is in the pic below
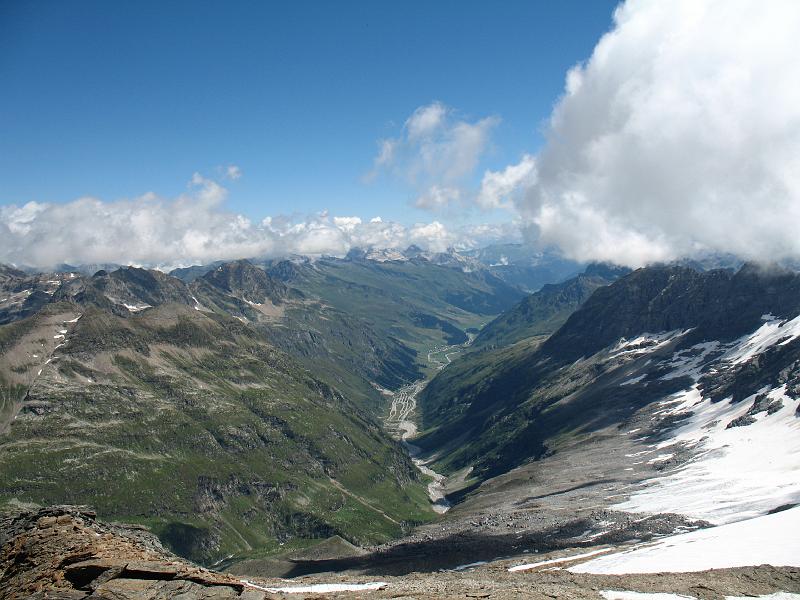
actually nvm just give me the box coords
[384,334,475,514]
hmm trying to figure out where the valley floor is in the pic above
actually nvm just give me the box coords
[383,338,475,514]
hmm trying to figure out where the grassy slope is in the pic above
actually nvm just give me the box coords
[0,258,525,564]
[472,267,628,350]
[279,258,522,357]
[0,304,434,564]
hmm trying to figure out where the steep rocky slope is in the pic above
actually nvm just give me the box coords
[405,263,800,579]
[0,505,252,599]
[419,264,800,479]
[0,266,79,325]
[472,263,629,350]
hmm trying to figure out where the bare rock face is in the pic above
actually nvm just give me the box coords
[0,506,263,600]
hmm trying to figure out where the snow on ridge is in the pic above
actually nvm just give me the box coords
[657,341,720,381]
[365,248,408,262]
[610,331,689,358]
[723,313,800,365]
[614,385,800,524]
[569,506,800,574]
[122,302,152,313]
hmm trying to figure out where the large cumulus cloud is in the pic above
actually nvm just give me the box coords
[483,0,800,266]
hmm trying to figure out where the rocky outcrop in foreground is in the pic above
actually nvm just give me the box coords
[3,505,800,600]
[0,506,258,599]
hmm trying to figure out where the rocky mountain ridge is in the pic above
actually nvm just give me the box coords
[419,263,800,479]
[472,263,630,350]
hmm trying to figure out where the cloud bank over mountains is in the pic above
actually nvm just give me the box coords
[0,172,516,269]
[3,0,798,270]
[482,0,800,266]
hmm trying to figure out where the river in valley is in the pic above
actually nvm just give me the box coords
[383,336,474,514]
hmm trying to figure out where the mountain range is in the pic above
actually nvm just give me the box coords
[0,250,528,565]
[1,248,799,596]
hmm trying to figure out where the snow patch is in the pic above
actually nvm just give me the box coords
[366,248,407,262]
[191,294,207,311]
[601,593,696,600]
[508,548,612,572]
[122,303,152,313]
[646,453,674,465]
[614,385,800,524]
[450,561,488,571]
[610,331,687,357]
[658,342,720,381]
[569,506,800,574]
[242,580,387,594]
[724,314,800,365]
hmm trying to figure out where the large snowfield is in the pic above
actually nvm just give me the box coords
[614,384,800,524]
[570,504,800,574]
[613,314,800,526]
[575,316,800,575]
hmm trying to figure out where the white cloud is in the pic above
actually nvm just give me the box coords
[225,165,242,180]
[408,221,451,247]
[374,140,397,167]
[405,102,448,140]
[478,154,537,210]
[0,174,509,269]
[458,221,524,250]
[507,0,800,267]
[415,186,461,210]
[370,101,499,210]
[332,216,362,232]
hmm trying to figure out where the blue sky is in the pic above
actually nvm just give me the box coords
[0,0,618,224]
